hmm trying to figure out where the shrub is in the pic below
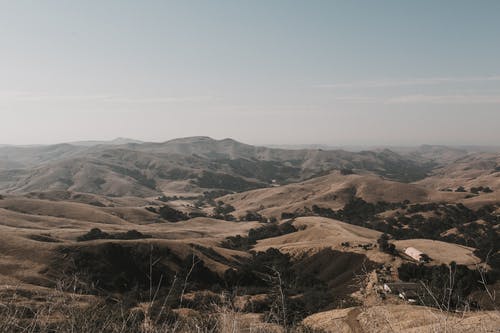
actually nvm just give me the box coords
[340,168,355,175]
[281,212,298,219]
[158,205,189,222]
[242,211,267,222]
[221,222,298,251]
[77,228,110,242]
[76,228,151,242]
[145,206,157,213]
[483,187,493,193]
[398,262,498,309]
[377,233,396,254]
[212,201,236,220]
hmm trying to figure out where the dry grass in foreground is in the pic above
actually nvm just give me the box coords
[0,281,326,333]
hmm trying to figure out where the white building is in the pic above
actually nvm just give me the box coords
[404,247,425,262]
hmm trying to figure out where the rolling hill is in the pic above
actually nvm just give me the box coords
[0,137,437,197]
[0,137,499,332]
[219,170,466,219]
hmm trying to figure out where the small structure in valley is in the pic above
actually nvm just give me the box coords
[404,247,430,263]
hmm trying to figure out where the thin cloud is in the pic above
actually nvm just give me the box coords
[328,96,381,103]
[0,91,215,104]
[101,95,216,104]
[325,93,500,105]
[317,76,500,89]
[386,94,500,104]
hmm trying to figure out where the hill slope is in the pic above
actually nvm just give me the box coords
[0,137,436,196]
[219,170,464,218]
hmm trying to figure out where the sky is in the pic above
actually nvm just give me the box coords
[1,0,500,146]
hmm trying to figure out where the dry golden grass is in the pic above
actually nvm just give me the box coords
[393,239,480,266]
[415,153,500,209]
[303,304,500,333]
[0,195,263,288]
[220,171,463,219]
[253,217,386,261]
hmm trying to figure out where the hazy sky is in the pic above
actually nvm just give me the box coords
[1,0,500,146]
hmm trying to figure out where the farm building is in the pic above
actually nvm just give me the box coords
[404,247,429,262]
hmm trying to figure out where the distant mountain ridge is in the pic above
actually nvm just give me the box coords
[0,136,475,197]
[68,137,144,147]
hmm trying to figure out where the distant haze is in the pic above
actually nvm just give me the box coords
[1,1,500,146]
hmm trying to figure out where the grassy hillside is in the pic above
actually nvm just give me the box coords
[0,139,498,331]
[0,137,436,197]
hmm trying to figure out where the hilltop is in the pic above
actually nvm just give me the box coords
[218,170,469,219]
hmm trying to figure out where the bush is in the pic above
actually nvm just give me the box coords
[187,211,208,219]
[377,233,396,254]
[115,230,152,240]
[340,168,355,175]
[77,228,110,241]
[483,187,493,193]
[398,262,498,309]
[221,222,298,251]
[242,211,267,222]
[158,205,190,222]
[211,201,236,220]
[281,212,299,219]
[77,228,152,242]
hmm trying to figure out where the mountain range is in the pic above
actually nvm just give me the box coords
[1,136,478,197]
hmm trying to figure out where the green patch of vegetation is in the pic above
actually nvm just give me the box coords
[224,248,371,325]
[241,210,268,222]
[147,205,206,221]
[377,233,396,255]
[340,168,355,175]
[76,228,152,242]
[27,234,62,243]
[281,212,300,219]
[221,221,298,251]
[211,200,236,220]
[194,189,233,208]
[158,205,190,222]
[311,198,408,224]
[470,186,493,194]
[52,243,219,295]
[398,261,498,309]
